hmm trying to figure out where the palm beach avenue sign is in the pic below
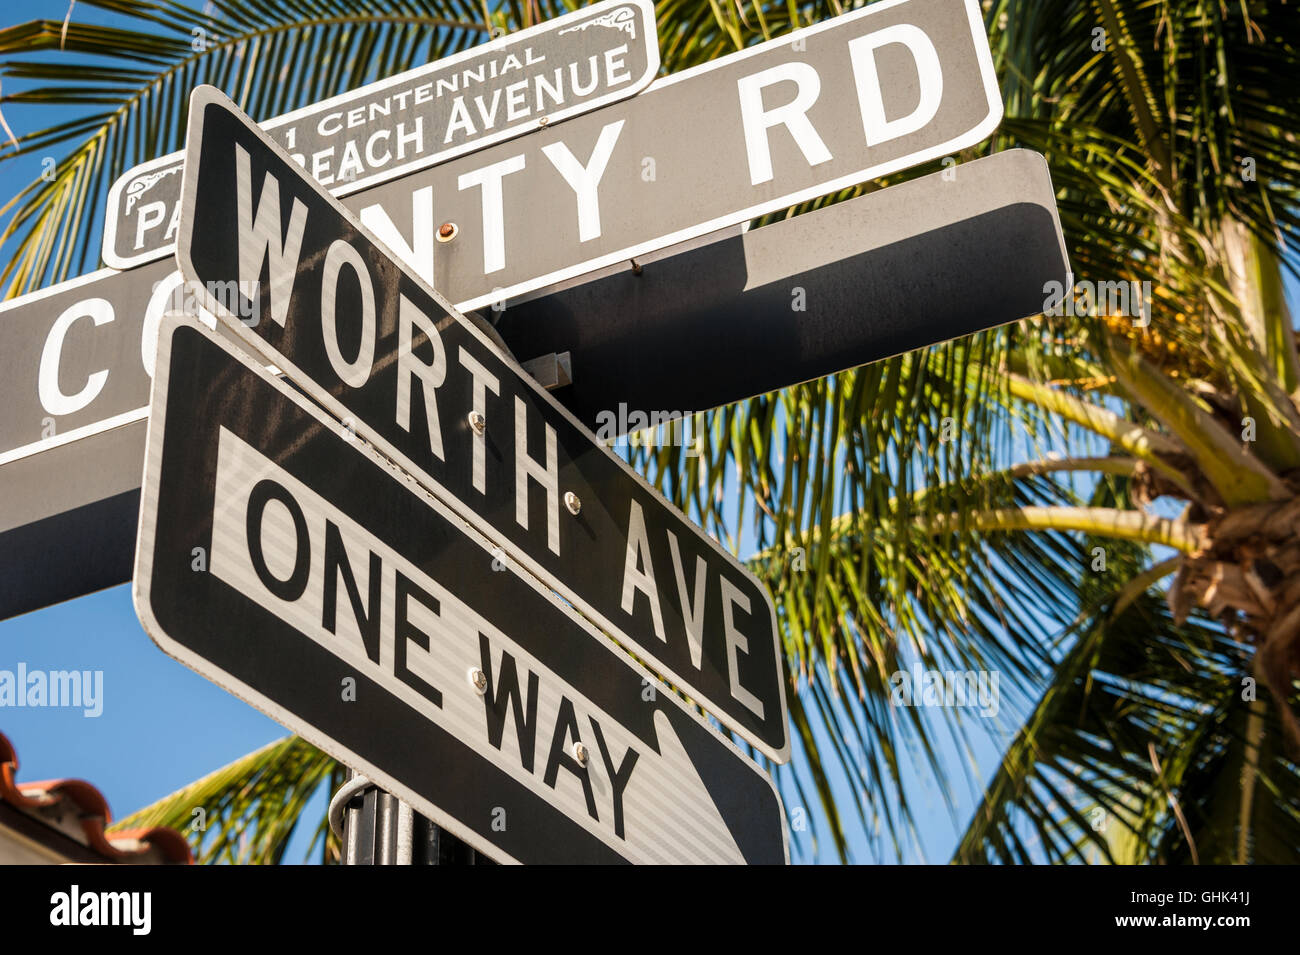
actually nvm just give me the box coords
[134,314,788,864]
[103,0,659,269]
[171,87,792,762]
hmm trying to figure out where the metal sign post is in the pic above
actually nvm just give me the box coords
[333,774,493,865]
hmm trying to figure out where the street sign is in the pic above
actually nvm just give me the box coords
[133,314,789,864]
[0,261,194,468]
[0,148,1065,622]
[0,418,144,621]
[176,86,792,762]
[495,148,1070,431]
[0,260,213,620]
[340,0,1002,309]
[0,0,1005,623]
[103,0,659,269]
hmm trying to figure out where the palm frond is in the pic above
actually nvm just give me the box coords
[110,735,341,864]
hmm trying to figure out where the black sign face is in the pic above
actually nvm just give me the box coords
[133,317,788,864]
[175,87,790,762]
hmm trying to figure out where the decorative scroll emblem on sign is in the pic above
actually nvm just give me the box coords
[559,4,638,40]
[123,166,182,213]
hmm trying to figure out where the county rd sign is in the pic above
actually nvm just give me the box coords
[134,316,787,864]
[176,87,791,762]
[343,0,1001,309]
[102,0,658,269]
[109,0,999,309]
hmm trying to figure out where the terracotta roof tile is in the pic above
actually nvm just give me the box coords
[0,730,192,865]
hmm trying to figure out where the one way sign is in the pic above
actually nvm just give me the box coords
[134,315,789,864]
[174,87,791,762]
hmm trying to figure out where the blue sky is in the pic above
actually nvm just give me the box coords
[1,0,1296,865]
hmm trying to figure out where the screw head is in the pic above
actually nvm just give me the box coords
[468,667,488,695]
[437,221,458,242]
[468,410,486,435]
[572,741,589,767]
[564,491,581,516]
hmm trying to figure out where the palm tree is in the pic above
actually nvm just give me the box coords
[4,0,1297,863]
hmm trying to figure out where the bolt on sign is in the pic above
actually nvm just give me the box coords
[133,315,789,864]
[174,87,792,762]
[102,0,659,269]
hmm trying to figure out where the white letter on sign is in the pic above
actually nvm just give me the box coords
[458,348,500,494]
[39,298,113,416]
[513,397,560,555]
[737,62,832,186]
[236,143,308,327]
[720,576,765,719]
[397,294,446,460]
[848,25,943,147]
[361,186,435,286]
[320,240,377,388]
[667,531,708,670]
[620,500,665,641]
[142,269,217,378]
[540,120,624,243]
[458,154,526,274]
[135,201,166,251]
